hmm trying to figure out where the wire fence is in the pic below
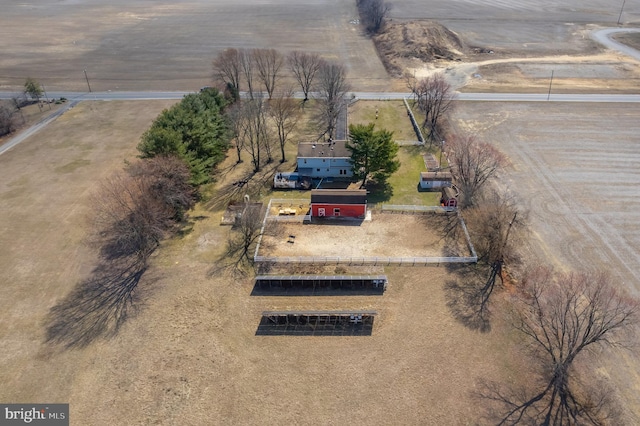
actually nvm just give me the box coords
[403,97,425,145]
[253,200,477,265]
[254,255,477,266]
[381,204,456,214]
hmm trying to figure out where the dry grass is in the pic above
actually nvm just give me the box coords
[0,100,527,424]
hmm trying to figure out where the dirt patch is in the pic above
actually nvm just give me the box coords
[373,21,466,76]
[259,213,469,259]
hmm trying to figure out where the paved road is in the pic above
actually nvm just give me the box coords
[0,100,77,156]
[2,91,640,103]
[591,27,640,61]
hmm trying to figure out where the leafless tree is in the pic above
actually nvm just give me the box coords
[126,155,196,222]
[415,73,456,140]
[357,0,391,35]
[0,101,19,136]
[94,156,195,262]
[483,267,638,425]
[465,189,526,265]
[212,48,243,96]
[225,202,265,268]
[269,88,301,163]
[446,134,506,208]
[315,62,351,140]
[403,71,418,100]
[237,94,272,171]
[253,48,284,100]
[226,102,245,164]
[288,51,324,102]
[240,49,256,100]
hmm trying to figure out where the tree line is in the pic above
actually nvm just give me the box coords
[424,74,639,424]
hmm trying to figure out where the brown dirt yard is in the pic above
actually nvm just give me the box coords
[259,213,470,259]
[0,101,528,425]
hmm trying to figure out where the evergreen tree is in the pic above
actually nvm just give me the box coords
[137,89,230,185]
[346,123,399,187]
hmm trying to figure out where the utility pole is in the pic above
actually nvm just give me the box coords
[547,70,554,101]
[84,69,92,93]
[41,84,51,110]
[618,0,626,25]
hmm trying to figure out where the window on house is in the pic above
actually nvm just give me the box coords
[333,208,340,216]
[317,168,320,172]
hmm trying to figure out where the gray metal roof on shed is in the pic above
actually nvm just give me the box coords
[255,275,387,282]
[420,171,453,181]
[262,310,377,316]
[297,140,350,158]
[310,189,367,204]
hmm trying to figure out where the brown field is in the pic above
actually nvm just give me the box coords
[0,101,527,424]
[452,101,640,424]
[2,0,640,423]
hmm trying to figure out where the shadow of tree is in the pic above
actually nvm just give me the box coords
[44,258,149,349]
[443,265,493,333]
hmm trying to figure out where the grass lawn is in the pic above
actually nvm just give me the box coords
[348,100,418,141]
[368,146,441,206]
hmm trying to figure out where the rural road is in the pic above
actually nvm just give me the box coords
[2,91,640,103]
[591,27,640,61]
[2,26,639,156]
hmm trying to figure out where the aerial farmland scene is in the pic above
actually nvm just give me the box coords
[1,1,640,425]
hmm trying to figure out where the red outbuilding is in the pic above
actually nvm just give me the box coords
[310,189,367,219]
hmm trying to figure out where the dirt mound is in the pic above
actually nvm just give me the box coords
[373,21,466,76]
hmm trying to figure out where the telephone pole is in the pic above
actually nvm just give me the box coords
[84,69,92,93]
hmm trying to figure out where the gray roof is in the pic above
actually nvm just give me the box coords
[256,275,387,282]
[420,171,453,181]
[297,140,350,158]
[311,189,367,204]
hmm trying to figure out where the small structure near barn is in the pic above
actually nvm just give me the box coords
[310,189,367,219]
[440,186,458,208]
[273,172,312,189]
[419,171,453,190]
[221,201,264,225]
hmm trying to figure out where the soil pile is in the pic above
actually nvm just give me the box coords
[373,21,466,76]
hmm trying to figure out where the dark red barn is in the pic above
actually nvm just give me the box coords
[310,189,367,219]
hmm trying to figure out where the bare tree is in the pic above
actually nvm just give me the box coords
[0,101,19,136]
[415,73,456,140]
[315,62,351,140]
[94,157,195,262]
[357,0,391,34]
[240,49,256,100]
[288,51,324,102]
[269,88,301,163]
[403,71,418,100]
[253,48,284,100]
[126,156,196,222]
[484,268,638,425]
[446,134,506,208]
[225,202,265,267]
[226,102,245,164]
[237,95,271,171]
[212,48,243,97]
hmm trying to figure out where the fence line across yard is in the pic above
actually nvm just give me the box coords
[403,97,425,145]
[254,255,477,266]
[381,204,456,213]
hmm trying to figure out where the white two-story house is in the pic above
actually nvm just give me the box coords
[296,140,353,179]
